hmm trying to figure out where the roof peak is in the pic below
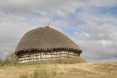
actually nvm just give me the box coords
[45,26,50,28]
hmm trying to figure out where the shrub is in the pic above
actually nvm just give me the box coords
[0,51,18,66]
[0,59,18,66]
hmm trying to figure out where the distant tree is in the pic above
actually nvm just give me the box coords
[5,51,18,62]
[0,57,3,62]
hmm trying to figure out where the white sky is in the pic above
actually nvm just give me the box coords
[0,0,117,62]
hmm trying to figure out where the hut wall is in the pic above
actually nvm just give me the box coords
[18,51,79,63]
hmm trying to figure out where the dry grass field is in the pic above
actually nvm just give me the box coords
[0,62,117,78]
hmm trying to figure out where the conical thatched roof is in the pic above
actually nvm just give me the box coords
[15,26,81,54]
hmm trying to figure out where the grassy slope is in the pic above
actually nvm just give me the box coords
[0,62,117,78]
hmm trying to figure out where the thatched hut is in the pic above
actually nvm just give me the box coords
[15,26,82,63]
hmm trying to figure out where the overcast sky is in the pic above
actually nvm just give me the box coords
[0,0,117,62]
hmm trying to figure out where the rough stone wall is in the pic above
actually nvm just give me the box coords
[18,51,79,63]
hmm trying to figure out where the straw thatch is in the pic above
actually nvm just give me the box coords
[15,26,82,55]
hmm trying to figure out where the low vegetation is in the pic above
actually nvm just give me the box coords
[0,62,117,78]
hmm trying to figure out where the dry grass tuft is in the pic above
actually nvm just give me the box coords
[19,68,57,78]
